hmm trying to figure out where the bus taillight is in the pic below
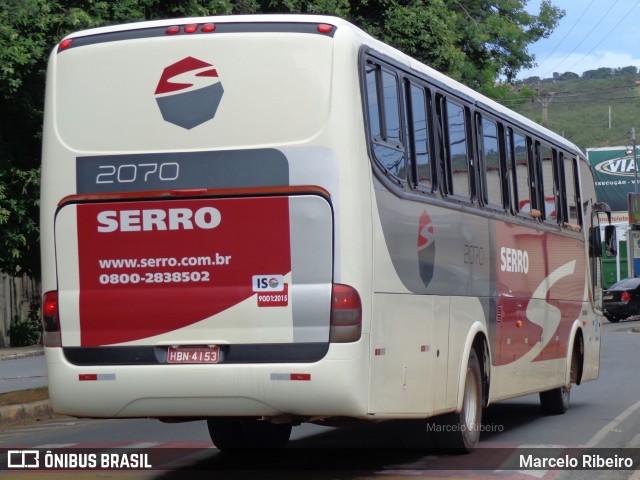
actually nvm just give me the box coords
[42,291,61,347]
[330,284,362,343]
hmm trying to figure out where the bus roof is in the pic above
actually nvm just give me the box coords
[57,13,583,158]
[59,14,360,40]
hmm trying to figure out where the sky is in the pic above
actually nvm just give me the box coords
[518,0,640,80]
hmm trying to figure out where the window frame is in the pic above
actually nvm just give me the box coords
[536,141,561,225]
[508,128,534,218]
[404,78,436,194]
[440,96,473,202]
[560,153,583,229]
[476,113,507,210]
[364,60,407,185]
[360,49,586,236]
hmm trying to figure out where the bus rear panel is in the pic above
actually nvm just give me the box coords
[41,16,371,420]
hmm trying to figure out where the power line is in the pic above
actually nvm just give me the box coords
[497,94,638,107]
[539,0,621,78]
[561,0,639,74]
[494,82,639,106]
[552,95,640,104]
[532,0,596,72]
[533,83,637,98]
[496,93,638,107]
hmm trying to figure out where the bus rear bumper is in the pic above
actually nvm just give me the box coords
[44,339,370,420]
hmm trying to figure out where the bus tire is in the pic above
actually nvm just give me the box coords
[540,333,580,415]
[207,417,292,450]
[539,385,570,415]
[434,349,483,452]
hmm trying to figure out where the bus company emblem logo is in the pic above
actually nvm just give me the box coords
[417,210,436,286]
[155,56,224,129]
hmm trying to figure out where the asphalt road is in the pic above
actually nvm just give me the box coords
[0,354,47,394]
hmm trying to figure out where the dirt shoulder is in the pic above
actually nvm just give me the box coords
[0,387,49,406]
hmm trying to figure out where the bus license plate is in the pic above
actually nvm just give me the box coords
[167,346,220,364]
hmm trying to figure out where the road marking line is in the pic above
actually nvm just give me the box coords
[585,398,640,447]
[629,434,640,447]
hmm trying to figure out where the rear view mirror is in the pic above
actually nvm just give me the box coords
[604,225,617,257]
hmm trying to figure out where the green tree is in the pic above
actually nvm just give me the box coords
[0,0,563,279]
[449,0,564,87]
[617,66,638,76]
[352,0,467,80]
[0,167,40,277]
[0,0,54,278]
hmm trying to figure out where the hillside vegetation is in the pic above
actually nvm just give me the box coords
[497,68,640,152]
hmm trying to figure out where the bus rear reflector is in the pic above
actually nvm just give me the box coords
[184,24,198,33]
[42,291,61,347]
[164,24,216,35]
[317,24,334,34]
[59,39,73,50]
[330,284,362,343]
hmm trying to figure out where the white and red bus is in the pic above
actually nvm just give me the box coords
[40,14,610,451]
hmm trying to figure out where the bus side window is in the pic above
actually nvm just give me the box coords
[445,99,470,200]
[365,65,382,141]
[538,143,559,224]
[405,81,433,192]
[479,116,502,208]
[563,154,582,228]
[434,94,450,195]
[365,63,407,182]
[505,128,517,213]
[512,132,531,215]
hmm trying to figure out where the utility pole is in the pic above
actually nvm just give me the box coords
[630,127,639,277]
[535,91,555,127]
[634,127,638,194]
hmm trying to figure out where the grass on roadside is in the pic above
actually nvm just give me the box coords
[0,386,49,407]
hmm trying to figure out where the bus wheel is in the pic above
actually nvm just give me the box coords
[207,417,292,450]
[433,349,483,452]
[540,335,579,415]
[539,385,570,414]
